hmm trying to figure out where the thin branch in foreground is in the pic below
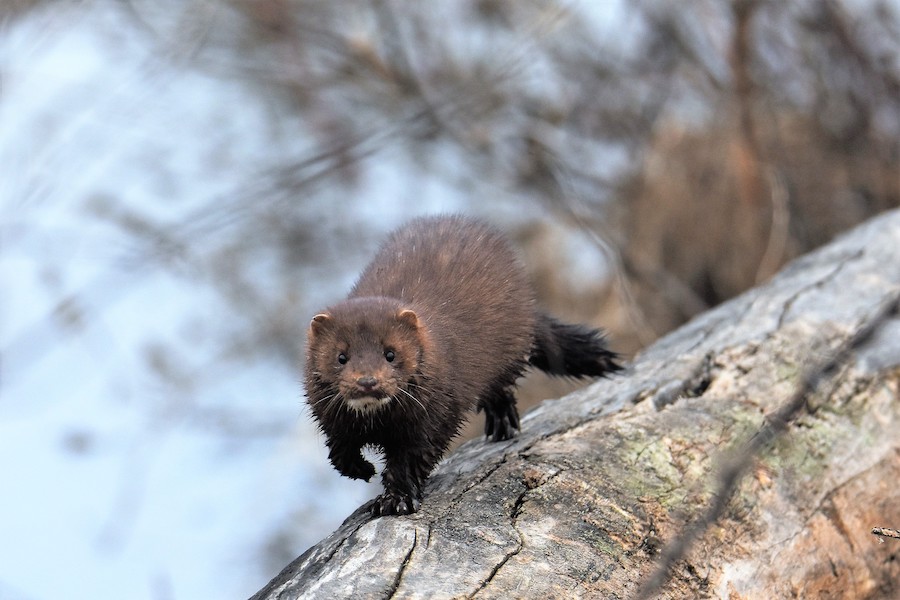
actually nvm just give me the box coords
[635,289,900,600]
[872,527,900,542]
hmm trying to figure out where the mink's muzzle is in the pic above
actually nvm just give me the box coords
[356,375,378,389]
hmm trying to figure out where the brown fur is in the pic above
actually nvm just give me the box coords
[305,215,619,516]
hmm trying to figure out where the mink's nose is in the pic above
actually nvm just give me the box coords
[356,376,378,390]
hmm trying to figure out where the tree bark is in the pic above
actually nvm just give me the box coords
[253,210,900,600]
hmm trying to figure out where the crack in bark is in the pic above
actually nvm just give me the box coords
[423,523,433,550]
[466,488,528,598]
[385,529,417,599]
[510,489,529,521]
[466,540,523,599]
[774,249,865,331]
[439,436,544,520]
[443,454,511,512]
[638,352,718,411]
[464,460,559,598]
[684,311,735,354]
[823,500,858,554]
[320,535,349,566]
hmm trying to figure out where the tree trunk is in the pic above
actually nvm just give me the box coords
[252,210,900,600]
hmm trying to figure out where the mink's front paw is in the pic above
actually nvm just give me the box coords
[335,457,376,482]
[371,491,421,516]
[347,459,377,482]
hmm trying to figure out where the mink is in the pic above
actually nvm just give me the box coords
[304,215,621,516]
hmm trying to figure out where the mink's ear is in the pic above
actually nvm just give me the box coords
[310,313,332,337]
[396,309,421,330]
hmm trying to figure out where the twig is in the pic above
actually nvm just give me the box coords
[754,167,790,284]
[872,527,900,542]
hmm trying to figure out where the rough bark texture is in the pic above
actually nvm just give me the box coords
[253,210,900,600]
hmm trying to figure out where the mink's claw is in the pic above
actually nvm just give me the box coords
[371,491,421,516]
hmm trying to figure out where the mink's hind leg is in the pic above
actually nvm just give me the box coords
[478,383,520,442]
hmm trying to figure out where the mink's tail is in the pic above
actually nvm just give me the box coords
[529,312,623,378]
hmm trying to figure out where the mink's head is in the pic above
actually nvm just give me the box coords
[304,297,426,415]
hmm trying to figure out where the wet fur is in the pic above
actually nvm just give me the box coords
[305,216,621,516]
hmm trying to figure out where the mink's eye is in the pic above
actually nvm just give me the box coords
[384,350,396,363]
[337,353,348,365]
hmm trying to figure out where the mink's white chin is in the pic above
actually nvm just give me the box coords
[346,396,391,413]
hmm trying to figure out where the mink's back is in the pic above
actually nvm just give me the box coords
[350,215,535,403]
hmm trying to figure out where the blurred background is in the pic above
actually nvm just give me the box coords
[1,0,898,598]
